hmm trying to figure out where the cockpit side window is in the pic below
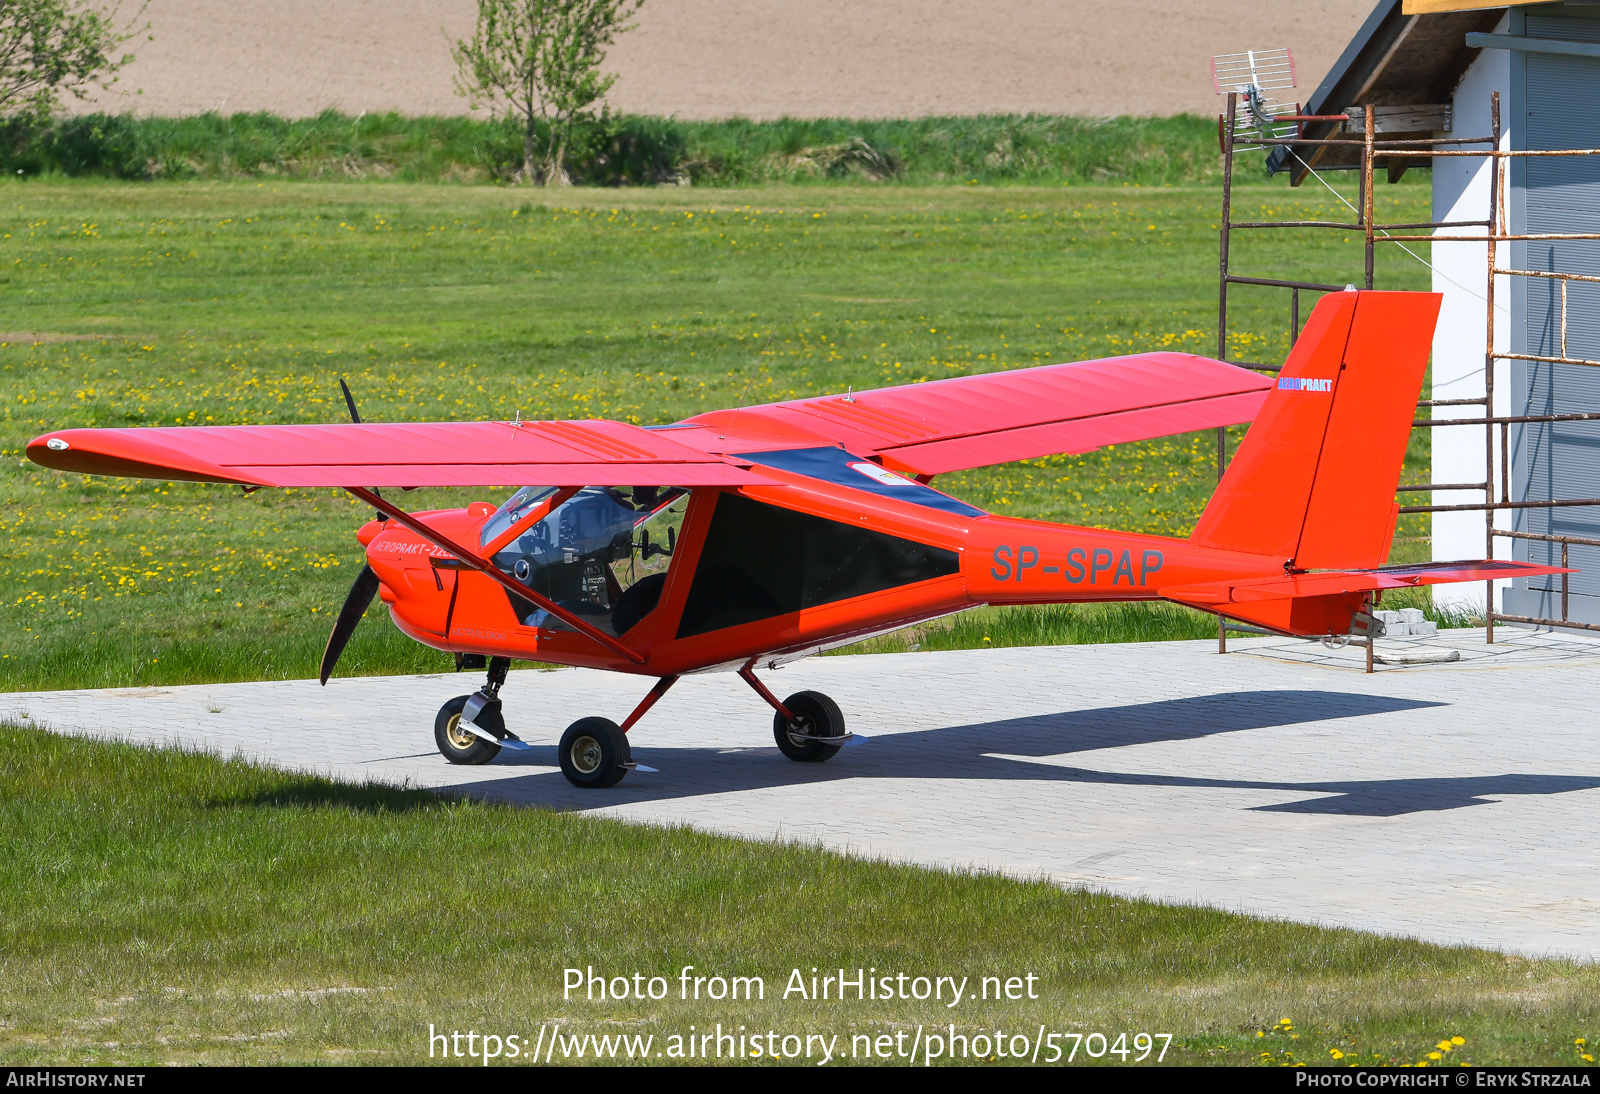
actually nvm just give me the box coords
[676,491,959,638]
[488,485,688,635]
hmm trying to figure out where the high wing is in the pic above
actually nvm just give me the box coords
[27,351,1270,488]
[26,419,758,488]
[673,351,1273,476]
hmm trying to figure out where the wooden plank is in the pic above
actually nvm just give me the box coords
[1346,104,1453,133]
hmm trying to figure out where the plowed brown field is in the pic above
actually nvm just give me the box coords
[82,0,1375,120]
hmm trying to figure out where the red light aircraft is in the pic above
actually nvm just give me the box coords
[28,291,1566,788]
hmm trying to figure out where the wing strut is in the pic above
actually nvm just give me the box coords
[346,486,646,665]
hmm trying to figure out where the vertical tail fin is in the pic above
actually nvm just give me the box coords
[1189,290,1441,569]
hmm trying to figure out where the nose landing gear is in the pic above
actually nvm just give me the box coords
[435,656,530,765]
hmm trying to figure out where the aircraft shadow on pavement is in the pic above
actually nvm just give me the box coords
[437,689,1600,817]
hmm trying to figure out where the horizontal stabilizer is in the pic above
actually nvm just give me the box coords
[1161,559,1569,608]
[1161,559,1569,637]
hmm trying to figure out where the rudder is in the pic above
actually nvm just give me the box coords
[1189,290,1441,569]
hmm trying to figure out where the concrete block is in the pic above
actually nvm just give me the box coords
[1409,620,1438,636]
[1399,608,1425,624]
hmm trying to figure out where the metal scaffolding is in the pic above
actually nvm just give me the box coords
[1215,91,1600,664]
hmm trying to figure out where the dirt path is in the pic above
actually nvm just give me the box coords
[83,0,1374,119]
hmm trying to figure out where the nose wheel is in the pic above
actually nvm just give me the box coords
[435,694,504,765]
[435,655,514,766]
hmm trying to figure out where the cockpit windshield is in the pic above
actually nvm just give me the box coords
[488,485,688,636]
[479,485,560,547]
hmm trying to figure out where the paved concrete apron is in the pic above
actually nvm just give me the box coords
[8,628,1600,959]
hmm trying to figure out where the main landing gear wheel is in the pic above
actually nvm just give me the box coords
[559,716,632,789]
[773,690,845,763]
[435,694,503,766]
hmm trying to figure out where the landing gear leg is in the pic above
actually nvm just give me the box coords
[739,659,850,763]
[483,655,510,702]
[435,656,526,765]
[557,675,677,789]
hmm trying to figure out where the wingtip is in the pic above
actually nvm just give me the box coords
[25,433,69,470]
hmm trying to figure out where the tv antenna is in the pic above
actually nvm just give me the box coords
[1211,48,1299,150]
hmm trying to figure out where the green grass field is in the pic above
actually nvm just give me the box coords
[0,176,1435,691]
[1,728,1594,1067]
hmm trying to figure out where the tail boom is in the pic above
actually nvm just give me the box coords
[962,517,1284,606]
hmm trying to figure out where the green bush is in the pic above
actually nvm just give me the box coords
[0,109,1314,187]
[0,111,147,177]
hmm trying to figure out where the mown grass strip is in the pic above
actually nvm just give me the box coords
[0,727,1593,1066]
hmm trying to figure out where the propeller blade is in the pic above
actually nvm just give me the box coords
[337,379,385,520]
[338,378,362,424]
[319,564,380,686]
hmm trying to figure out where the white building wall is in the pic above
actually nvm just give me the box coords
[1431,41,1512,611]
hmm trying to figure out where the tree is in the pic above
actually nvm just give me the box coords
[451,0,642,185]
[0,0,147,123]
